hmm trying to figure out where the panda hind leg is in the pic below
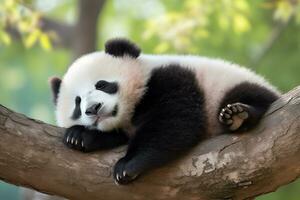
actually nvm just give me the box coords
[218,82,280,132]
[219,103,264,131]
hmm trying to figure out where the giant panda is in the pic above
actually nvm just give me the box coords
[50,38,280,185]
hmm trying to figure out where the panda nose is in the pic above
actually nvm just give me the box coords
[85,103,102,116]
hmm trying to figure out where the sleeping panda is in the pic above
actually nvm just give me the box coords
[50,38,280,185]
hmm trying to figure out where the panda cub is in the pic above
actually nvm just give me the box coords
[50,38,280,185]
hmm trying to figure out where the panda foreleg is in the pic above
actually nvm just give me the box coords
[113,121,204,185]
[63,125,128,152]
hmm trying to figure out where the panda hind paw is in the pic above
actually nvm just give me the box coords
[219,103,249,131]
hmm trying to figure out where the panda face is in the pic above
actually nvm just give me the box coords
[52,50,148,132]
[72,80,120,130]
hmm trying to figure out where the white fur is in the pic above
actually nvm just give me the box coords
[56,52,149,133]
[56,52,280,135]
[140,55,280,135]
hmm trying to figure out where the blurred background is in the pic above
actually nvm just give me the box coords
[0,0,299,199]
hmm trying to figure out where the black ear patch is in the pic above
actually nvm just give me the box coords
[49,76,62,105]
[105,38,141,58]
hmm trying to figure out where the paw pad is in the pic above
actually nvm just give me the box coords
[219,103,249,131]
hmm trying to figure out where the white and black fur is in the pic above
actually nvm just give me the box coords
[50,38,280,185]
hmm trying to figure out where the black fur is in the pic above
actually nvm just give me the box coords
[63,125,128,152]
[114,65,206,184]
[105,38,141,58]
[218,82,279,132]
[95,80,119,94]
[49,77,62,104]
[71,96,82,119]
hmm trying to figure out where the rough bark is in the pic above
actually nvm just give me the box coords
[0,87,299,200]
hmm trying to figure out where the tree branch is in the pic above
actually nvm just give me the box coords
[39,17,74,48]
[0,87,300,200]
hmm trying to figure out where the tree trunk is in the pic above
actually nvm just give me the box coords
[0,87,299,200]
[72,0,106,59]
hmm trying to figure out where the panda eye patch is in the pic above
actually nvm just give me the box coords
[95,80,118,94]
[71,96,82,119]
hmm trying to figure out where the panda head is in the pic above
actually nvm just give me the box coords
[50,38,146,131]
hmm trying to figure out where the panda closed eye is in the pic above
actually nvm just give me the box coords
[95,80,119,94]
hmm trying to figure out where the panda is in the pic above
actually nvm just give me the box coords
[50,38,280,185]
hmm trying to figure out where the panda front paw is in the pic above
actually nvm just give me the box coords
[63,125,91,152]
[219,103,249,131]
[113,157,139,185]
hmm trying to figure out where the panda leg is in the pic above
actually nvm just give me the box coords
[218,82,279,132]
[113,121,204,185]
[219,103,266,131]
[63,125,128,152]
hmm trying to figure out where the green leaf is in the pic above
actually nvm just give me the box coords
[0,30,11,45]
[24,29,40,48]
[39,33,52,51]
[233,13,251,33]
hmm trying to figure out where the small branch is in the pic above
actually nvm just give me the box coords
[0,87,300,200]
[39,18,74,48]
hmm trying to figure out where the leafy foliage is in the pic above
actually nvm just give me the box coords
[0,0,53,50]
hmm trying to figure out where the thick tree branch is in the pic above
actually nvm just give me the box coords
[0,87,300,200]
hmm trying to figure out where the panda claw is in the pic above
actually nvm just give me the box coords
[123,170,127,177]
[66,136,70,143]
[71,138,74,144]
[75,139,78,145]
[81,141,84,148]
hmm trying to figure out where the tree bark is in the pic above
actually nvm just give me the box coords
[72,0,106,59]
[0,87,300,200]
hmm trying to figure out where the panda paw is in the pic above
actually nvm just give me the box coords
[113,157,139,185]
[219,103,249,131]
[63,125,90,152]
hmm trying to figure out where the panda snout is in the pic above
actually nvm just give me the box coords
[85,103,102,116]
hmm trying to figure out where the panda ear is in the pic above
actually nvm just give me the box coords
[105,38,141,58]
[49,76,62,105]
